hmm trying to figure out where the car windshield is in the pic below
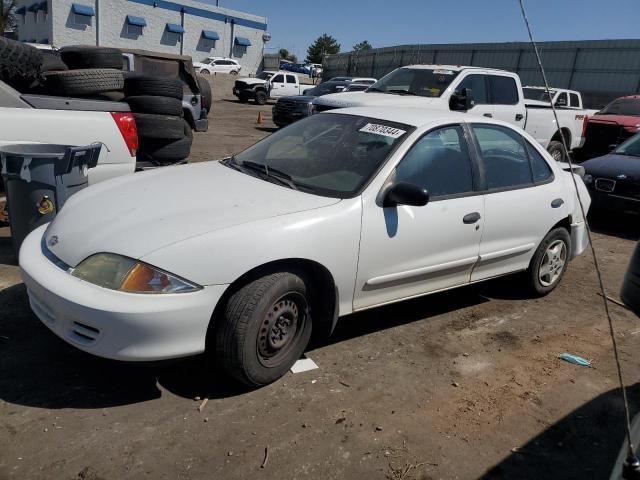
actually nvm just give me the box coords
[256,72,274,80]
[229,113,412,198]
[367,68,460,97]
[305,82,346,96]
[523,88,557,102]
[614,133,640,157]
[599,98,640,116]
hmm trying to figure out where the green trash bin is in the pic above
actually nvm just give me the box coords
[0,143,101,256]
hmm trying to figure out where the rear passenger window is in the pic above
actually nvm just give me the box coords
[489,75,519,105]
[472,124,533,189]
[526,142,553,183]
[286,75,296,84]
[569,93,580,107]
[395,126,474,198]
[456,74,488,105]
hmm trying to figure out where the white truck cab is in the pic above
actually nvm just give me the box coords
[233,71,303,105]
[314,65,592,160]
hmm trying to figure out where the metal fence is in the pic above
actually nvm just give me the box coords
[323,39,640,108]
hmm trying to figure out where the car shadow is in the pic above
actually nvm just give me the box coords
[0,282,489,409]
[481,383,640,480]
[254,126,278,133]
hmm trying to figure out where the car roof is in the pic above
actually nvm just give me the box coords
[401,64,512,74]
[328,106,515,130]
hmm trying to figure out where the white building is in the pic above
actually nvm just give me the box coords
[14,0,269,73]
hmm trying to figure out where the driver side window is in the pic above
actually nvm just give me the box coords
[272,74,284,83]
[456,74,488,105]
[395,126,474,198]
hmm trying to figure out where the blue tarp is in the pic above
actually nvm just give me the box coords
[201,30,219,40]
[126,15,147,27]
[166,23,185,34]
[234,36,251,47]
[71,3,95,16]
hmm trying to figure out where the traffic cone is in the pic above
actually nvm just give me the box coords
[256,112,264,125]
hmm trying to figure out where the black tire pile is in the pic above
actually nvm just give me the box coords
[124,76,192,165]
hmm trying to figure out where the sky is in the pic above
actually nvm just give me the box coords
[202,0,640,60]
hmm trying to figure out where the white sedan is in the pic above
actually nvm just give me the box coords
[20,108,591,387]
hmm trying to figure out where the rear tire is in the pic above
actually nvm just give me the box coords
[0,37,43,87]
[230,70,239,75]
[547,140,567,162]
[60,46,123,70]
[254,90,267,105]
[196,75,212,113]
[526,227,571,296]
[215,272,312,387]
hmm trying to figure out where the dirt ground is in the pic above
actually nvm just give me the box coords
[1,75,640,480]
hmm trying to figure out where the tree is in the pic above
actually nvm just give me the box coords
[305,34,340,64]
[352,40,372,52]
[0,0,17,36]
[278,48,298,64]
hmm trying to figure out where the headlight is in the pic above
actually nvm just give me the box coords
[582,174,593,185]
[71,253,201,294]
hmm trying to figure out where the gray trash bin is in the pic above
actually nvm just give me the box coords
[0,143,101,256]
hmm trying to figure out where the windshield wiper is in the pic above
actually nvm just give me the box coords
[387,89,418,96]
[240,161,299,190]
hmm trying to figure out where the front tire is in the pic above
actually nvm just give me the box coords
[215,272,312,387]
[527,227,571,295]
[254,91,267,105]
[547,140,567,162]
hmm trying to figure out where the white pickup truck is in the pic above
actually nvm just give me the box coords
[314,65,593,161]
[0,80,136,186]
[233,71,304,105]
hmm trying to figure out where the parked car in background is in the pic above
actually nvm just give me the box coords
[273,80,353,127]
[21,108,590,387]
[233,71,303,105]
[193,57,241,75]
[523,86,595,112]
[328,76,377,85]
[315,65,591,161]
[581,95,640,159]
[280,62,322,77]
[582,131,640,214]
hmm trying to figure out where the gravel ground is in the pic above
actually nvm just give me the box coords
[1,75,639,480]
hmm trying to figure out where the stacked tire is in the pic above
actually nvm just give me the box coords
[41,46,125,97]
[0,37,43,90]
[123,76,192,165]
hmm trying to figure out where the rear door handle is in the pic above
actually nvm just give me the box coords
[483,113,493,118]
[551,198,565,208]
[463,212,482,224]
[515,113,524,121]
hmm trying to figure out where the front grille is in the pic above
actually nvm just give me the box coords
[614,181,640,200]
[314,104,338,113]
[583,122,632,156]
[234,81,248,90]
[275,100,302,114]
[595,178,616,192]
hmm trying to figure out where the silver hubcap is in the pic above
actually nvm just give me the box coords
[538,240,567,287]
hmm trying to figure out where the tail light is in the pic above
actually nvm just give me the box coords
[111,112,138,157]
[582,115,589,138]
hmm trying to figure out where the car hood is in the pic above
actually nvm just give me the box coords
[589,114,640,128]
[582,153,640,179]
[44,162,340,267]
[313,92,439,109]
[237,77,267,85]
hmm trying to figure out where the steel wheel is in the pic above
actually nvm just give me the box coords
[257,292,308,368]
[538,239,567,287]
[551,149,563,161]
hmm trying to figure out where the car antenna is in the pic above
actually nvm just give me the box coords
[517,1,640,478]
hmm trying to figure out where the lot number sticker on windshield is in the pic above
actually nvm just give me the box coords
[359,123,406,139]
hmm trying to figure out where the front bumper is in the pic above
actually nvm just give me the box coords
[19,225,228,361]
[272,108,309,126]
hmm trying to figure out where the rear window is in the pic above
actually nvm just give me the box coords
[569,93,580,107]
[489,75,519,105]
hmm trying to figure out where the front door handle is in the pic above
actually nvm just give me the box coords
[483,113,493,118]
[551,198,565,208]
[463,212,482,224]
[515,113,524,121]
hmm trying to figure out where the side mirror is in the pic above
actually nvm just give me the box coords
[449,87,474,111]
[383,182,430,207]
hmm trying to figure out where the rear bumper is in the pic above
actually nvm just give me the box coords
[20,225,228,361]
